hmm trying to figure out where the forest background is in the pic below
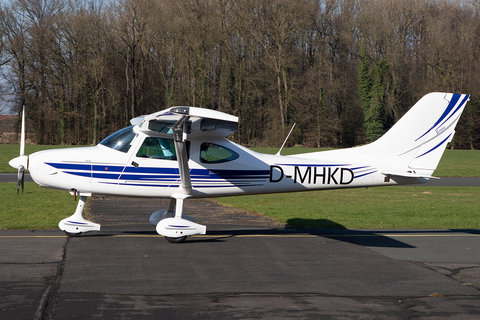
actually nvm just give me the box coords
[1,0,480,149]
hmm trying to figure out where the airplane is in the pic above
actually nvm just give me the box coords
[9,92,469,243]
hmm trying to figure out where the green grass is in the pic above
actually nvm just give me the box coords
[0,182,77,229]
[218,186,480,229]
[434,149,480,177]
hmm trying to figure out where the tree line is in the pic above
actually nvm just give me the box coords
[1,0,479,148]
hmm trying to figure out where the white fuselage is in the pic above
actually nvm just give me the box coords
[28,129,422,199]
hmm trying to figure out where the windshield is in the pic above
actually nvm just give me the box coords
[99,126,137,153]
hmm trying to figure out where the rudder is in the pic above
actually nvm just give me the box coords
[407,93,469,172]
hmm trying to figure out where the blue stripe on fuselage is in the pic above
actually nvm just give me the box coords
[47,162,269,186]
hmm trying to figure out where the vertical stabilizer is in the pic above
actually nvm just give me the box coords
[363,92,469,175]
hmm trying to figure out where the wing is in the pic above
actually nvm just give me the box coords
[130,115,146,126]
[132,106,239,195]
[135,106,238,138]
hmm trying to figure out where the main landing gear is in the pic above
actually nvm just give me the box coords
[150,197,206,243]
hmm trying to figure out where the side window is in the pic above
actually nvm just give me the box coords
[137,138,177,160]
[200,143,239,164]
[136,138,190,160]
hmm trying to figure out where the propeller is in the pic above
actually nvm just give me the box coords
[17,165,24,195]
[9,106,28,194]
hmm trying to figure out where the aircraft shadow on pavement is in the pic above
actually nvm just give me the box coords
[198,228,417,248]
[78,218,418,248]
[285,218,416,249]
[77,218,479,248]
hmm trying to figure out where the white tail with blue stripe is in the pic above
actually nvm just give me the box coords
[360,93,469,178]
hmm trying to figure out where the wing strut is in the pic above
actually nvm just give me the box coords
[154,114,206,241]
[172,115,192,195]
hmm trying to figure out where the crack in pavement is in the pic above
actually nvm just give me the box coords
[36,238,69,320]
[415,262,480,291]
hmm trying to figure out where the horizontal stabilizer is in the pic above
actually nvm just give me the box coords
[382,171,440,179]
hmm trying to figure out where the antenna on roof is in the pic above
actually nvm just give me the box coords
[276,123,296,156]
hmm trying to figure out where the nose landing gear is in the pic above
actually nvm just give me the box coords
[59,196,100,237]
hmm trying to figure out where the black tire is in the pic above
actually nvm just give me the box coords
[165,236,187,243]
[65,231,82,237]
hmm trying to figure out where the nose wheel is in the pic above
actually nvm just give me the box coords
[59,196,100,235]
[165,236,188,243]
[65,231,83,237]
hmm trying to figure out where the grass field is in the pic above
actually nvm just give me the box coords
[217,186,480,229]
[0,182,77,229]
[1,144,479,230]
[2,182,479,230]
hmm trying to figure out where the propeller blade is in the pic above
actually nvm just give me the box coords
[17,165,25,195]
[13,106,27,195]
[20,105,25,156]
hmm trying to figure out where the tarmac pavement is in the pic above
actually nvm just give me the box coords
[1,196,480,319]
